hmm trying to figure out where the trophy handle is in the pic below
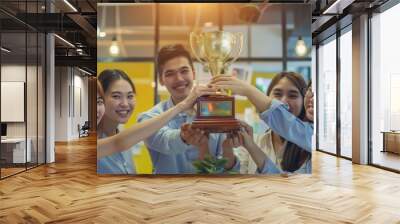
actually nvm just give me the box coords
[190,32,208,65]
[225,33,244,67]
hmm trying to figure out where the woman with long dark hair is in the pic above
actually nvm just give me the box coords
[212,72,313,173]
[97,80,105,126]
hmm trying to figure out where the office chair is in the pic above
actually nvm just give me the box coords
[79,121,90,138]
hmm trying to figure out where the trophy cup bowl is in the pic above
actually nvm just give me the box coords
[190,31,243,133]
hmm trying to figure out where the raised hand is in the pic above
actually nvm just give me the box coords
[221,132,242,170]
[238,120,255,149]
[179,84,217,110]
[222,132,243,149]
[211,72,273,113]
[210,74,251,96]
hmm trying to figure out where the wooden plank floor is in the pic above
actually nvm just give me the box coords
[1,135,400,224]
[372,151,400,171]
[1,167,26,178]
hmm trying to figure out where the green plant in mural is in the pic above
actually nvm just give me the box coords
[192,155,237,174]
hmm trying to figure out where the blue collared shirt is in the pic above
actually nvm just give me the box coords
[260,99,313,152]
[97,132,136,174]
[258,99,313,174]
[137,98,240,174]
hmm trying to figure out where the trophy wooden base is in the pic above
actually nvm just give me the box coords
[191,119,241,133]
[192,94,240,133]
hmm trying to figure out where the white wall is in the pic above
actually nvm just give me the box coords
[71,72,89,138]
[1,65,27,138]
[251,24,283,58]
[352,14,369,164]
[54,67,89,141]
[55,67,69,141]
[1,65,26,81]
[1,64,46,164]
[46,33,55,163]
[74,71,89,139]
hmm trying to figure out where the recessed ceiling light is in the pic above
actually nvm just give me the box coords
[295,36,308,57]
[322,0,353,15]
[109,37,119,56]
[99,32,106,38]
[204,22,213,28]
[63,0,78,12]
[54,34,75,48]
[1,47,11,53]
[78,67,92,76]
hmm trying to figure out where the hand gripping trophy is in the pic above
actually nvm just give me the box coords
[190,31,243,133]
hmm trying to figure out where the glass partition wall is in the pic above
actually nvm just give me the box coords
[0,1,46,179]
[317,35,337,155]
[370,2,400,172]
[316,25,353,159]
[315,0,400,172]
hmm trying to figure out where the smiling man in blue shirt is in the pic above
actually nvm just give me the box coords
[138,44,239,174]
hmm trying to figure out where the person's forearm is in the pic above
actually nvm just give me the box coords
[198,145,210,160]
[259,106,313,152]
[244,142,267,171]
[244,85,273,112]
[223,147,236,169]
[97,103,186,159]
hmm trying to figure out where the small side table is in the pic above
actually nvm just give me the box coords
[381,131,400,154]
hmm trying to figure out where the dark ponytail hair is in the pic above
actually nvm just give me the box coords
[97,80,104,99]
[98,69,136,94]
[266,72,311,172]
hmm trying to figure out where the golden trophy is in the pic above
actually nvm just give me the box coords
[190,31,243,133]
